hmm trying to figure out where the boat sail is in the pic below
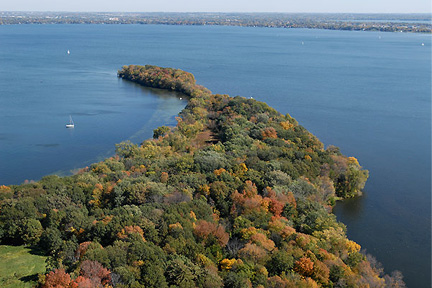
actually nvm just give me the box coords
[66,115,74,128]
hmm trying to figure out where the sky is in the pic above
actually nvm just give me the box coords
[2,0,431,14]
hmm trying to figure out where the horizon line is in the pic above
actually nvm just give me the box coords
[1,11,431,15]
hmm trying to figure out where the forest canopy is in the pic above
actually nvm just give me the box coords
[0,65,404,288]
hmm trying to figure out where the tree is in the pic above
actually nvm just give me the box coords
[384,271,406,288]
[153,126,171,139]
[294,257,314,277]
[40,228,62,254]
[238,243,268,264]
[20,218,43,245]
[194,220,229,247]
[79,260,111,287]
[223,271,252,288]
[165,255,200,288]
[42,269,72,288]
[266,249,294,276]
[261,127,278,140]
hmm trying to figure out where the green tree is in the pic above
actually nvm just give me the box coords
[165,255,200,288]
[266,249,294,276]
[153,126,171,139]
[20,218,43,246]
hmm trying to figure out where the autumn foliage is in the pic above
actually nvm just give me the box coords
[78,260,111,287]
[0,65,401,288]
[294,256,315,277]
[194,220,229,246]
[42,269,72,288]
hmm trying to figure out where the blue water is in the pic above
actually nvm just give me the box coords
[0,25,430,287]
[0,25,187,184]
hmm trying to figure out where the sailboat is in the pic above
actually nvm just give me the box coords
[67,50,70,55]
[66,115,74,128]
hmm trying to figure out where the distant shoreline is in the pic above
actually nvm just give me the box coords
[1,12,430,33]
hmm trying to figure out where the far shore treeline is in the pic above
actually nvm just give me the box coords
[0,65,405,287]
[0,12,430,33]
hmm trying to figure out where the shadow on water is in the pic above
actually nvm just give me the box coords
[119,78,188,100]
[333,193,366,221]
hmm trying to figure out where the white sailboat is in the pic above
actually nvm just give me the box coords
[67,50,70,55]
[66,115,74,128]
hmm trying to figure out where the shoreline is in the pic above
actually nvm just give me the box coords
[1,12,430,33]
[0,65,405,287]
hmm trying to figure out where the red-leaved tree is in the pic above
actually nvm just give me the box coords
[42,269,72,288]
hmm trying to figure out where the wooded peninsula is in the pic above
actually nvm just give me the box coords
[0,65,405,287]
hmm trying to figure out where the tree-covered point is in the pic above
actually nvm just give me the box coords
[118,65,211,99]
[0,65,404,287]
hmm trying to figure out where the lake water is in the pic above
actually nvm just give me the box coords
[0,25,430,287]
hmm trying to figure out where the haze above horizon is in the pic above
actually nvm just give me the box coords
[2,0,431,14]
